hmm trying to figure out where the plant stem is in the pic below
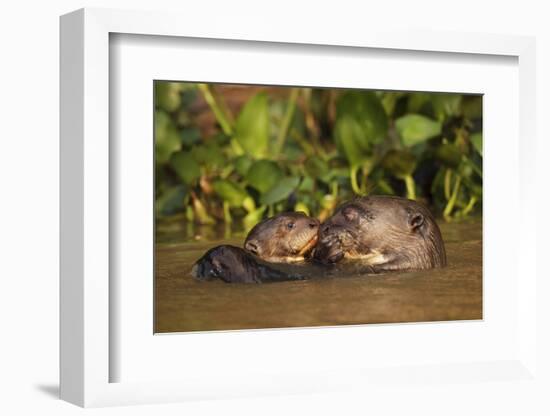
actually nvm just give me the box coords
[301,89,327,158]
[210,87,235,125]
[331,180,339,199]
[404,175,416,200]
[461,155,483,178]
[191,193,216,225]
[222,201,232,224]
[289,129,315,156]
[444,169,452,200]
[461,195,477,216]
[197,84,234,136]
[443,175,462,220]
[350,165,362,195]
[274,88,299,155]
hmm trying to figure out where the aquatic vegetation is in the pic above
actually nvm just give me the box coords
[155,82,482,225]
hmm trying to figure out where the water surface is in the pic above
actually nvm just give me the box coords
[155,218,482,333]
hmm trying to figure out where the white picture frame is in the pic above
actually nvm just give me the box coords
[60,7,538,408]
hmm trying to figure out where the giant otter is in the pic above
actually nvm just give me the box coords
[191,245,305,283]
[244,212,319,262]
[192,211,319,283]
[192,198,446,283]
[313,196,446,271]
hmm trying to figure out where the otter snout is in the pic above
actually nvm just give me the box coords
[314,223,351,264]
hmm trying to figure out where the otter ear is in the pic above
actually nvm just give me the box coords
[408,213,424,232]
[342,206,359,222]
[245,240,262,256]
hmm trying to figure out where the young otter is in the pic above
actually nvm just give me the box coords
[191,245,305,283]
[313,195,446,271]
[244,212,319,262]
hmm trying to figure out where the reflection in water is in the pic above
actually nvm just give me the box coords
[155,218,482,333]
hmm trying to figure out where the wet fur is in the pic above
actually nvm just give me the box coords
[192,245,305,284]
[314,196,446,271]
[193,197,446,284]
[244,212,319,262]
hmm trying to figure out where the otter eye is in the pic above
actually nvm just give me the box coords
[287,222,296,230]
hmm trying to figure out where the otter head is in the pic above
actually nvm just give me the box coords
[314,196,446,270]
[244,212,320,262]
[191,245,260,283]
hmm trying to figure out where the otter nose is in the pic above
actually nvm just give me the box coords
[309,220,318,228]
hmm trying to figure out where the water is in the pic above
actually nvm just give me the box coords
[155,218,482,333]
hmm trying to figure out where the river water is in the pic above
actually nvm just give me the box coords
[155,218,482,333]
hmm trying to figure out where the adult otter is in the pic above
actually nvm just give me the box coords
[191,245,305,283]
[244,212,319,262]
[313,195,446,271]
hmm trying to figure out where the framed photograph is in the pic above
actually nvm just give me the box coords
[60,8,538,408]
[153,80,482,334]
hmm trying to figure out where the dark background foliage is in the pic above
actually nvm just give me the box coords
[155,82,482,229]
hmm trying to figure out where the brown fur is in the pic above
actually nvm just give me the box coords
[314,196,446,271]
[244,212,319,262]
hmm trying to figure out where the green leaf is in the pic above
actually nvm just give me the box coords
[431,93,462,121]
[243,206,267,230]
[435,143,462,168]
[234,92,269,158]
[245,160,283,193]
[234,155,253,176]
[407,93,431,113]
[304,156,329,179]
[155,109,170,137]
[155,111,181,164]
[298,176,315,192]
[282,142,303,162]
[155,185,187,217]
[190,143,225,168]
[336,91,388,148]
[462,95,483,120]
[213,180,248,207]
[155,82,181,112]
[334,115,370,167]
[470,132,483,156]
[170,152,200,184]
[395,114,442,147]
[381,149,417,178]
[381,92,403,117]
[180,128,201,147]
[260,177,300,205]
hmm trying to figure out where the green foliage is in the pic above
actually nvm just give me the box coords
[234,92,269,158]
[154,82,483,226]
[170,152,200,185]
[334,115,370,168]
[155,111,181,164]
[336,91,388,147]
[382,149,416,178]
[396,114,442,147]
[246,160,284,193]
[260,177,300,205]
[470,132,483,156]
[156,185,187,217]
[155,82,182,112]
[213,180,248,207]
